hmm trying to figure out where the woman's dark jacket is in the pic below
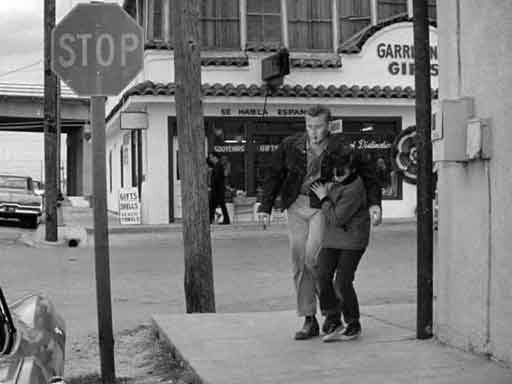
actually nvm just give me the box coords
[258,133,382,214]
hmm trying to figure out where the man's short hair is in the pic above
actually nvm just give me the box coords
[305,104,332,122]
[209,151,221,160]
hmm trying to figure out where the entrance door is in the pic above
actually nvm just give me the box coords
[168,119,209,221]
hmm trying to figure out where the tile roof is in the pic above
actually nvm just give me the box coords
[245,42,282,52]
[291,57,342,69]
[107,81,438,122]
[144,41,249,66]
[339,14,437,54]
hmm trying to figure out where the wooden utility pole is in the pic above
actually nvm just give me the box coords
[44,0,58,241]
[413,0,433,340]
[172,0,216,313]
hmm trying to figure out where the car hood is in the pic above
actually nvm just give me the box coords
[0,295,66,384]
[0,190,40,205]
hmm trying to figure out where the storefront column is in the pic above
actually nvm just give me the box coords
[82,125,93,197]
[371,0,378,25]
[239,0,247,50]
[66,124,92,196]
[281,0,289,47]
[66,127,81,196]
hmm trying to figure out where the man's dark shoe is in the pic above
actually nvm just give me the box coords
[294,316,319,340]
[322,313,342,334]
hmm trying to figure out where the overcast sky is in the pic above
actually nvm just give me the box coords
[0,0,123,84]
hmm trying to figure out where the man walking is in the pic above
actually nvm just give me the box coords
[257,105,382,340]
[208,151,231,225]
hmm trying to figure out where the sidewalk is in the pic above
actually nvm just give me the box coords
[152,303,512,384]
[22,200,416,247]
[67,203,415,235]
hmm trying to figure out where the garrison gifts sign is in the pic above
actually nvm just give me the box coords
[119,187,141,225]
[342,21,438,89]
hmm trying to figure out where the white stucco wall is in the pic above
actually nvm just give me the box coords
[435,0,512,364]
[140,105,170,224]
[106,122,124,215]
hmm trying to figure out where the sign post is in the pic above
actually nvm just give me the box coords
[51,3,143,383]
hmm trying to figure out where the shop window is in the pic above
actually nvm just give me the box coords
[339,119,403,200]
[428,0,437,20]
[247,0,282,46]
[206,120,246,193]
[137,0,145,28]
[338,0,371,43]
[377,0,407,21]
[148,0,164,41]
[153,0,163,40]
[287,0,333,51]
[200,0,240,50]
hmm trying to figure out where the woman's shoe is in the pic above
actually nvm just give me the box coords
[321,314,342,334]
[322,322,361,342]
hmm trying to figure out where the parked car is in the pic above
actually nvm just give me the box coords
[0,175,43,228]
[0,287,66,384]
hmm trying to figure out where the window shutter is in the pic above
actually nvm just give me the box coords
[427,0,437,21]
[338,0,371,44]
[288,0,333,51]
[377,0,407,22]
[153,0,163,40]
[200,0,240,49]
[247,0,282,47]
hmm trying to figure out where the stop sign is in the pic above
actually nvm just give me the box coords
[51,2,143,96]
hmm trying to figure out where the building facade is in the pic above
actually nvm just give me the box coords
[434,0,512,365]
[106,0,438,224]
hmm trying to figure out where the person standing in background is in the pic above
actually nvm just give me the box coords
[208,152,231,225]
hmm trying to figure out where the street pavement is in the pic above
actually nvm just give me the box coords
[1,206,511,382]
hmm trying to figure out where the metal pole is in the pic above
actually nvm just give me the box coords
[413,0,433,340]
[91,96,116,382]
[44,0,58,241]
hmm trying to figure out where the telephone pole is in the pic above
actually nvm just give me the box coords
[44,0,59,241]
[172,0,216,313]
[413,0,433,339]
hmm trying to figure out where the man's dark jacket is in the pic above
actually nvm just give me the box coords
[258,133,382,214]
[210,162,226,202]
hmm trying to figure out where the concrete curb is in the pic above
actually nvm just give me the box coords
[20,224,88,248]
[85,222,289,235]
[151,317,207,384]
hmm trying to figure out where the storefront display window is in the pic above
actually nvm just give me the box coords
[206,120,246,193]
[206,117,402,203]
[338,118,402,200]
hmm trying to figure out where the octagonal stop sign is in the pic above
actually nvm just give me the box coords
[51,2,143,96]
